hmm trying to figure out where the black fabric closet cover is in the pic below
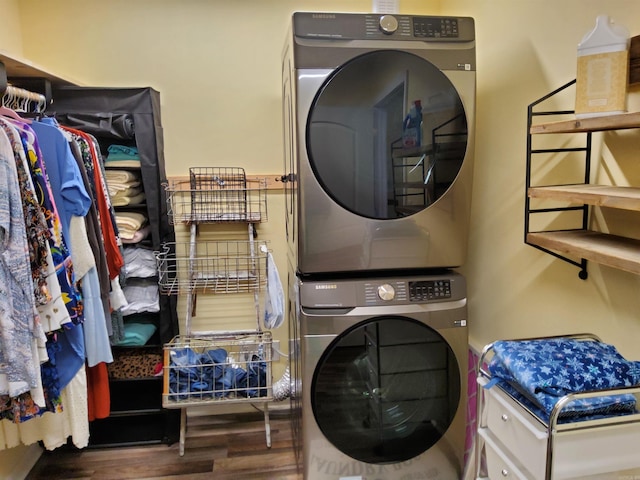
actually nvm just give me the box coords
[49,86,178,344]
[49,87,171,248]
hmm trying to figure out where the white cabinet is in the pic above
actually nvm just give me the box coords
[475,337,640,479]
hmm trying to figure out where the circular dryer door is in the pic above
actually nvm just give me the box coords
[311,317,461,464]
[307,50,468,220]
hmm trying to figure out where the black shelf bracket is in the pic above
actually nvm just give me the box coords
[0,62,7,96]
[525,79,590,280]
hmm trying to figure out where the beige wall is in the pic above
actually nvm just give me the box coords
[443,0,640,356]
[3,0,640,474]
[1,2,41,475]
[0,0,23,55]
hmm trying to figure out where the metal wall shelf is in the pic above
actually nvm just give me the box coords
[525,80,640,279]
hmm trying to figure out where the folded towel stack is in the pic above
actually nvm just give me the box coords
[104,169,144,206]
[105,144,141,168]
[112,321,158,347]
[116,211,148,240]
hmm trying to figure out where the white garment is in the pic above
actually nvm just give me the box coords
[109,277,128,311]
[0,364,89,450]
[121,280,159,315]
[68,215,95,281]
[37,247,72,332]
[123,246,158,278]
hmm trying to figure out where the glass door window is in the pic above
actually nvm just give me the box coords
[311,317,461,464]
[307,50,468,220]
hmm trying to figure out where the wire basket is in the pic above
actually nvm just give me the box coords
[155,240,268,295]
[162,331,272,408]
[165,167,267,224]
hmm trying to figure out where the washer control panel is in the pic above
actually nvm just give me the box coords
[377,283,395,301]
[412,17,459,38]
[409,279,452,301]
[364,280,407,305]
[299,274,464,308]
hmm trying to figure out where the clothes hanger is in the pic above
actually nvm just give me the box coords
[0,105,30,122]
[0,85,41,123]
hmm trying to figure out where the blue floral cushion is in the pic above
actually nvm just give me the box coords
[487,338,640,422]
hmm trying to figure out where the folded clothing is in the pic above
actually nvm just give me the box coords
[112,190,145,207]
[116,212,148,240]
[120,279,159,315]
[123,247,158,278]
[106,145,141,168]
[488,338,640,422]
[104,169,140,184]
[107,348,162,379]
[112,322,157,347]
[107,144,139,160]
[121,225,151,244]
[108,181,141,196]
[109,184,141,197]
[168,347,267,401]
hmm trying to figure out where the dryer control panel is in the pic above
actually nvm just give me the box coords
[293,12,475,43]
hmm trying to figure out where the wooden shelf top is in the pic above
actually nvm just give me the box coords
[530,112,640,134]
[528,184,640,211]
[0,50,79,86]
[527,230,640,275]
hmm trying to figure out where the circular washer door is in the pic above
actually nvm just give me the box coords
[311,317,461,464]
[307,50,468,220]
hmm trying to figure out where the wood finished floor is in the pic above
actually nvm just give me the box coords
[26,410,302,480]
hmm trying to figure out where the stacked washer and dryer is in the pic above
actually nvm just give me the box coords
[281,12,476,480]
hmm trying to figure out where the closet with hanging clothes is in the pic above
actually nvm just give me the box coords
[0,55,179,450]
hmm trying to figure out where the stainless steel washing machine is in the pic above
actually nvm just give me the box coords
[282,12,476,275]
[291,271,468,479]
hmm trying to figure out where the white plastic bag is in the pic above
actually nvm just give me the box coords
[264,252,284,329]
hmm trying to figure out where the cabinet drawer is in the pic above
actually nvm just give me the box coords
[479,428,530,480]
[484,385,640,479]
[484,386,547,478]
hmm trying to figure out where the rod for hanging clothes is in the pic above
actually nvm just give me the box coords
[1,83,47,113]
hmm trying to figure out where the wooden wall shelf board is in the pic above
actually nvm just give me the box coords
[0,50,79,86]
[527,230,640,275]
[530,111,640,134]
[167,174,283,190]
[526,80,640,278]
[528,184,640,211]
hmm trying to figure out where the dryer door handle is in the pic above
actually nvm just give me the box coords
[301,307,354,316]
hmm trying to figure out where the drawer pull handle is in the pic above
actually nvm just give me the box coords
[501,414,509,422]
[501,469,509,477]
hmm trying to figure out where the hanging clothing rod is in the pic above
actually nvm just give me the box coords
[0,60,53,113]
[2,83,47,113]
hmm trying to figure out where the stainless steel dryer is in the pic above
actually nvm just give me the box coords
[282,12,476,275]
[291,271,468,479]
